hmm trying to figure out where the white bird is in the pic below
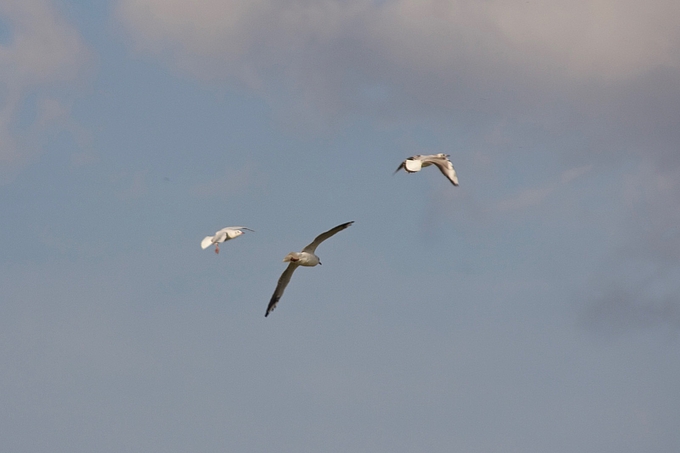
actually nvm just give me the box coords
[201,226,254,254]
[266,221,354,317]
[395,153,459,186]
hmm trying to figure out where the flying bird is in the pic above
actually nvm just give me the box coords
[395,153,459,186]
[265,221,354,317]
[201,226,254,254]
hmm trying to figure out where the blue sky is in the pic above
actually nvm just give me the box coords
[1,1,679,451]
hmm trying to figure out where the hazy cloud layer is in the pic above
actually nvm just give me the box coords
[0,0,91,181]
[116,0,680,115]
[115,0,680,80]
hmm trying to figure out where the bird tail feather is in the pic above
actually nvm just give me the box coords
[201,236,214,249]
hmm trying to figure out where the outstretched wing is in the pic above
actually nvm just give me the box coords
[394,160,406,174]
[302,221,354,254]
[265,263,299,317]
[228,226,255,232]
[212,226,255,242]
[423,155,458,186]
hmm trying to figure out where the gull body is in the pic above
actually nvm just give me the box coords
[201,226,254,254]
[395,153,459,186]
[282,251,320,266]
[266,221,354,317]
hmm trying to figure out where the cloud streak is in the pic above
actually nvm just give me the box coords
[496,165,592,212]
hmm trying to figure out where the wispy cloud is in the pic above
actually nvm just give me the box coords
[496,165,592,212]
[496,185,555,212]
[0,0,92,182]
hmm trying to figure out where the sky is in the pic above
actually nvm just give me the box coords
[1,0,680,451]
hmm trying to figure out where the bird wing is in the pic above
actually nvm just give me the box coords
[213,230,228,243]
[394,160,406,174]
[200,235,215,249]
[265,262,299,317]
[423,155,459,186]
[302,221,354,254]
[211,226,254,242]
[227,226,255,232]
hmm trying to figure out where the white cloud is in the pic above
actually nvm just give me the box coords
[0,0,92,182]
[115,0,680,96]
[116,0,360,85]
[484,0,680,79]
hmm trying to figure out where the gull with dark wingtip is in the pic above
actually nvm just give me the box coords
[265,221,354,317]
[395,153,459,186]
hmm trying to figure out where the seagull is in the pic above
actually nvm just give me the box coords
[395,153,459,186]
[201,226,254,254]
[265,221,354,317]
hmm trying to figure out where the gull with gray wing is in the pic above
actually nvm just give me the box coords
[266,221,354,317]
